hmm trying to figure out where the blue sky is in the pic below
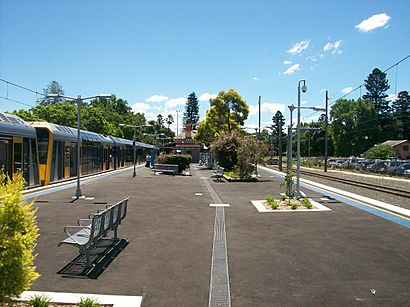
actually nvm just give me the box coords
[1,0,409,133]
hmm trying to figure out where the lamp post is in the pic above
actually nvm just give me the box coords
[288,104,296,175]
[118,124,150,177]
[296,80,307,194]
[47,93,111,199]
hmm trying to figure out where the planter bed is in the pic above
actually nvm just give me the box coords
[251,198,331,213]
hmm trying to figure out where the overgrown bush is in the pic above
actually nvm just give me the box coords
[237,136,268,179]
[280,171,295,198]
[157,154,191,173]
[210,131,241,170]
[0,172,39,303]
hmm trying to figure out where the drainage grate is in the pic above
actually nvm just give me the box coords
[209,207,231,307]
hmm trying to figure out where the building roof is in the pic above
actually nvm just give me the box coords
[381,140,409,147]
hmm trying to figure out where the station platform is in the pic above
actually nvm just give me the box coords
[25,164,410,306]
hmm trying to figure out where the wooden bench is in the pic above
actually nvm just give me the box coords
[152,163,179,175]
[211,165,224,181]
[58,198,129,268]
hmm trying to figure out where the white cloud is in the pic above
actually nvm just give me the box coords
[165,97,186,109]
[387,94,398,102]
[306,56,317,62]
[323,40,343,55]
[283,60,292,65]
[355,13,391,32]
[341,87,353,95]
[287,40,310,55]
[283,64,300,75]
[198,92,217,101]
[145,95,169,103]
[253,76,259,81]
[131,102,151,113]
[249,102,285,116]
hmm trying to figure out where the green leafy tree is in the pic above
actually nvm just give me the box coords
[363,68,391,141]
[39,80,65,105]
[330,99,377,156]
[0,172,39,303]
[183,92,200,129]
[195,89,249,144]
[364,144,395,159]
[33,102,77,127]
[392,91,410,140]
[271,111,285,154]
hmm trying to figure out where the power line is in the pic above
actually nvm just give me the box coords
[0,78,45,97]
[0,95,35,108]
[303,53,410,121]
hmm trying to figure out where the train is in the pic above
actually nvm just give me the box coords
[0,112,153,187]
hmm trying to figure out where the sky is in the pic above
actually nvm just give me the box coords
[1,0,410,134]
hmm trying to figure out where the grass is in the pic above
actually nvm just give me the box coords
[265,195,278,210]
[301,198,313,209]
[224,171,240,179]
[28,294,51,307]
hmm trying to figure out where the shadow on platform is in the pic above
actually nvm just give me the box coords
[57,238,128,279]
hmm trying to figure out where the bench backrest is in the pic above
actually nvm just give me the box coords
[119,198,128,224]
[154,164,178,170]
[89,213,105,242]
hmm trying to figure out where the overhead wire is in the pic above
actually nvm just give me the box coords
[0,95,35,108]
[303,53,410,121]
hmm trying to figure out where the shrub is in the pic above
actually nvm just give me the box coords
[291,203,298,210]
[224,171,240,179]
[280,194,287,201]
[210,131,241,170]
[157,154,191,173]
[0,171,39,304]
[265,195,278,210]
[237,136,268,179]
[77,297,100,307]
[302,198,313,209]
[28,294,51,307]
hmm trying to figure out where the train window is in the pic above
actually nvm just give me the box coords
[36,128,49,164]
[0,139,11,175]
[13,142,22,173]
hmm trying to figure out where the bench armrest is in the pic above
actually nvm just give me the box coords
[63,225,90,245]
[77,218,92,226]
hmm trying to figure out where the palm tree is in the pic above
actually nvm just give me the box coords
[166,114,174,129]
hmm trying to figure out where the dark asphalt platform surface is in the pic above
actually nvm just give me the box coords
[28,165,410,306]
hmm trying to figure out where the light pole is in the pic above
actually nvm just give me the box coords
[175,110,181,137]
[296,80,307,194]
[47,93,111,199]
[118,123,150,177]
[288,104,296,175]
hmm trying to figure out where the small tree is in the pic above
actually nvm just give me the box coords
[280,171,296,199]
[237,136,268,178]
[0,172,39,303]
[364,144,396,160]
[39,80,65,105]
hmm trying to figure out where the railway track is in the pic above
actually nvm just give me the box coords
[278,167,410,199]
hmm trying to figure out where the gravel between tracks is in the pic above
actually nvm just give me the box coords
[300,167,410,210]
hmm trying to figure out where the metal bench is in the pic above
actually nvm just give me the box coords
[152,163,179,175]
[211,165,224,181]
[58,198,129,268]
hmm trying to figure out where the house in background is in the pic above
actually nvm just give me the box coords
[381,140,410,159]
[174,121,200,163]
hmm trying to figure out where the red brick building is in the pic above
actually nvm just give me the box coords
[381,140,410,159]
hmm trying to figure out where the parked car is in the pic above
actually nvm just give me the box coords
[391,163,410,176]
[367,161,387,173]
[404,169,410,178]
